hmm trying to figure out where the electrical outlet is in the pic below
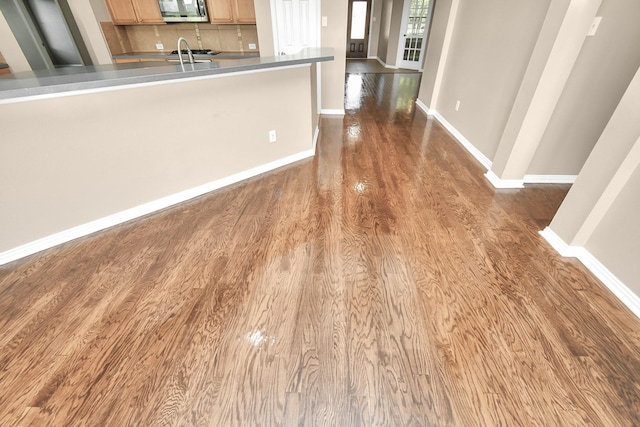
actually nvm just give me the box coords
[322,16,328,27]
[455,100,460,111]
[248,43,257,50]
[269,130,277,143]
[156,43,164,50]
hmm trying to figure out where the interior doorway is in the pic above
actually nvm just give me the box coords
[346,0,371,59]
[396,0,432,70]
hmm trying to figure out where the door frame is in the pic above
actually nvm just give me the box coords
[395,0,434,70]
[346,0,371,59]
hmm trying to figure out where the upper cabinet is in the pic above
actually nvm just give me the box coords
[106,0,165,25]
[207,0,256,24]
[232,0,256,23]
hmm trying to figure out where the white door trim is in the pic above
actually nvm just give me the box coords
[396,0,433,70]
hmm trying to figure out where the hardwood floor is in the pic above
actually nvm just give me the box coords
[1,73,640,426]
[346,59,420,74]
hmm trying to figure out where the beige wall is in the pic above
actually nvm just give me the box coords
[417,0,455,108]
[254,0,274,56]
[0,10,31,72]
[384,0,403,66]
[68,0,113,64]
[376,0,393,62]
[91,0,111,21]
[373,0,404,67]
[528,0,640,175]
[367,0,382,58]
[549,65,640,294]
[250,0,345,112]
[435,0,551,159]
[0,66,314,252]
[586,164,640,294]
[320,0,348,111]
[549,67,640,246]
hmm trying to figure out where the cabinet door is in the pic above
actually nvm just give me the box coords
[207,0,234,23]
[233,0,256,23]
[106,0,138,24]
[132,0,165,24]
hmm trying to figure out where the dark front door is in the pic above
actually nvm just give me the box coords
[346,0,371,59]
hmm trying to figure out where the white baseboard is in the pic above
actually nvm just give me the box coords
[369,56,399,69]
[524,175,577,184]
[539,227,580,257]
[430,110,493,170]
[417,109,576,189]
[312,125,320,151]
[373,57,386,68]
[483,173,577,189]
[320,109,345,115]
[540,227,640,319]
[0,149,315,266]
[484,170,525,189]
[415,99,431,115]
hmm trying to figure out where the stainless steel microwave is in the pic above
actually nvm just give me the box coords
[158,0,208,22]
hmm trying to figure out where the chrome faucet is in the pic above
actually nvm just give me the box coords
[177,37,194,70]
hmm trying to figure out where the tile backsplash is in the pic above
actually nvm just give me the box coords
[100,22,259,55]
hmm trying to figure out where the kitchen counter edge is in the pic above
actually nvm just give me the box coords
[0,48,333,102]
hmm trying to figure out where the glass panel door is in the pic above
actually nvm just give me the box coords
[397,0,431,70]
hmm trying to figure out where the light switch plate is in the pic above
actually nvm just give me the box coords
[322,16,328,27]
[587,17,602,36]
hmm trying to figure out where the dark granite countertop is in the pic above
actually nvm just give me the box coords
[0,48,333,101]
[0,63,8,70]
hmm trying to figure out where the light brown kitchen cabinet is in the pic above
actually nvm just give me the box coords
[232,0,256,23]
[106,0,165,25]
[207,0,255,24]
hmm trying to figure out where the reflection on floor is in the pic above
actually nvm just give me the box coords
[344,72,422,114]
[346,58,421,74]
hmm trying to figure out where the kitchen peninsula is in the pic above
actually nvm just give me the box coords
[0,48,333,264]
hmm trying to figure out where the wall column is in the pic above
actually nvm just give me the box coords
[486,0,601,188]
[545,65,640,247]
[540,65,640,310]
[416,0,459,111]
[320,0,348,114]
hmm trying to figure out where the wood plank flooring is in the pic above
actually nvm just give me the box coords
[1,73,640,426]
[346,59,421,74]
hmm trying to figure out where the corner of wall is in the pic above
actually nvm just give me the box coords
[0,10,31,72]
